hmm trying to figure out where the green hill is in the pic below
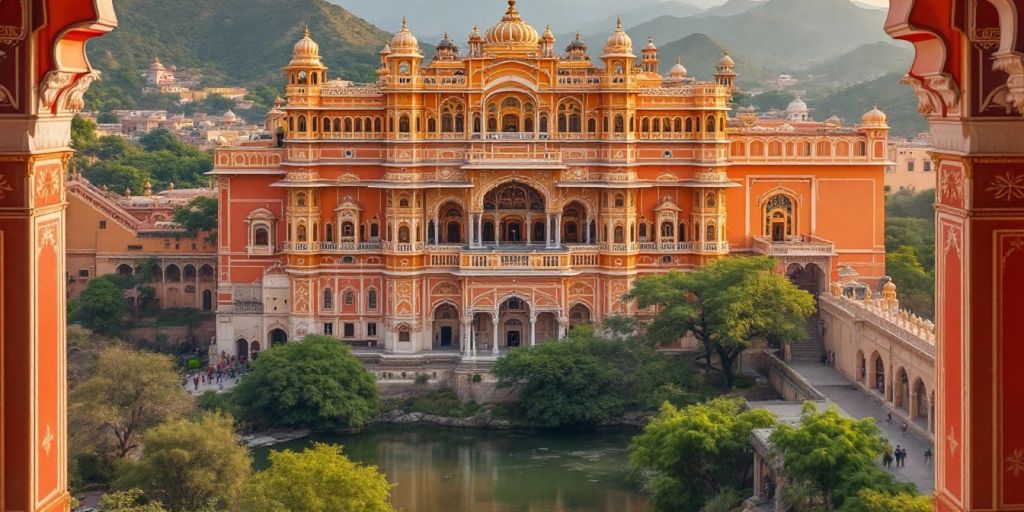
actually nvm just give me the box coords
[87,0,393,86]
[656,33,776,87]
[816,72,927,138]
[803,41,914,86]
[627,0,889,68]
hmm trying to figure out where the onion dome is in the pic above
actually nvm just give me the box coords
[883,279,897,293]
[543,24,555,43]
[289,24,324,67]
[437,32,458,52]
[273,96,286,107]
[603,17,634,57]
[717,51,735,69]
[644,36,657,52]
[468,25,482,43]
[379,43,392,56]
[566,31,587,52]
[390,17,419,51]
[485,0,540,46]
[861,105,888,127]
[149,57,165,70]
[143,179,153,196]
[222,109,237,124]
[670,57,687,78]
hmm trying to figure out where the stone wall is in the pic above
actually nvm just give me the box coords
[818,291,936,439]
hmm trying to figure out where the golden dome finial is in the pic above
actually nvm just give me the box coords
[303,22,309,38]
[617,16,623,29]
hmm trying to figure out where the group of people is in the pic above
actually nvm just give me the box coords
[820,351,837,367]
[883,444,909,468]
[182,355,250,392]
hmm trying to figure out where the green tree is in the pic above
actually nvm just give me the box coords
[242,443,396,512]
[886,189,935,220]
[138,128,189,154]
[71,115,98,150]
[70,346,194,459]
[838,488,932,512]
[886,246,934,318]
[233,335,380,430]
[885,217,934,271]
[82,160,149,196]
[630,398,777,511]
[172,195,218,236]
[627,256,816,388]
[67,323,121,389]
[100,489,168,512]
[87,135,141,161]
[69,274,129,335]
[115,413,251,512]
[492,326,700,427]
[769,403,910,509]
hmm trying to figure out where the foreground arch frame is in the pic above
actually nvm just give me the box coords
[886,1,1024,510]
[0,1,115,511]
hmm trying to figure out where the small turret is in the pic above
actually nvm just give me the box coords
[641,36,658,73]
[714,50,737,92]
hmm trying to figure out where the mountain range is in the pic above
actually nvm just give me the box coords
[85,0,921,137]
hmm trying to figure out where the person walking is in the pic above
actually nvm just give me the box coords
[882,451,893,468]
[894,445,903,468]
[924,447,933,466]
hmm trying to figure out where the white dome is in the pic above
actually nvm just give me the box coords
[787,96,808,114]
[670,57,687,77]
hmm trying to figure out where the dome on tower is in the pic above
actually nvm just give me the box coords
[437,32,458,52]
[718,51,735,68]
[787,96,808,115]
[222,109,237,125]
[390,17,420,51]
[293,25,320,58]
[543,25,555,43]
[861,105,888,127]
[468,25,482,43]
[603,17,634,56]
[566,31,587,52]
[149,57,165,70]
[485,0,540,46]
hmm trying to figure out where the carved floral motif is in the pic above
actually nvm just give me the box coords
[987,173,1024,202]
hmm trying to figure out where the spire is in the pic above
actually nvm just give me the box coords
[617,16,622,29]
[303,22,309,38]
[401,16,407,29]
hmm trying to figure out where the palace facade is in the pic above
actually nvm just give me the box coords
[212,1,888,359]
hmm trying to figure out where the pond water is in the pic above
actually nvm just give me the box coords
[252,425,651,512]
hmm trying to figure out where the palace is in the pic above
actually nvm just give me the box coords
[211,1,888,359]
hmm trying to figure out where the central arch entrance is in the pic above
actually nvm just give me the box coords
[432,303,460,351]
[497,296,531,350]
[269,328,288,346]
[482,182,547,246]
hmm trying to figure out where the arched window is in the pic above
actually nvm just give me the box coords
[706,224,716,241]
[661,222,674,237]
[295,192,307,207]
[854,141,866,156]
[558,100,583,133]
[678,223,686,241]
[370,222,380,239]
[324,223,334,242]
[685,117,693,132]
[343,290,355,305]
[296,224,308,242]
[341,221,355,238]
[398,196,410,208]
[614,115,624,133]
[614,193,625,207]
[323,118,331,132]
[322,289,333,310]
[653,118,661,132]
[428,118,437,132]
[764,194,795,241]
[613,225,625,243]
[673,118,682,132]
[587,118,597,133]
[398,226,410,243]
[398,61,411,74]
[367,289,378,310]
[254,227,269,246]
[298,115,307,132]
[398,114,410,133]
[706,116,716,132]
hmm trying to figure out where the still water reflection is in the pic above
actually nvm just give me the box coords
[252,425,651,512]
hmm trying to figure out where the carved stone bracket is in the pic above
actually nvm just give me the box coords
[38,70,101,115]
[900,73,962,117]
[993,52,1024,116]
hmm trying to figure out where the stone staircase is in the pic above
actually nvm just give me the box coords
[789,314,826,363]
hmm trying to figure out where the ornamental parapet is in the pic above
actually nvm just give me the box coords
[753,235,837,256]
[819,292,936,357]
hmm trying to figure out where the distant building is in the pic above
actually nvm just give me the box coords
[886,134,935,191]
[143,57,176,85]
[65,174,218,310]
[767,74,798,89]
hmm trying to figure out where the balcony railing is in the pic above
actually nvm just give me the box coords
[465,148,562,165]
[752,236,836,256]
[233,300,264,313]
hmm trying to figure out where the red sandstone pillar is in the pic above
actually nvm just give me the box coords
[0,2,114,511]
[888,1,1024,510]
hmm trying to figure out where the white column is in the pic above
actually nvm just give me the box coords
[462,318,472,356]
[530,316,537,347]
[526,212,532,244]
[433,217,440,245]
[492,316,500,355]
[557,318,566,339]
[494,212,500,247]
[469,214,476,247]
[584,216,590,244]
[545,214,552,248]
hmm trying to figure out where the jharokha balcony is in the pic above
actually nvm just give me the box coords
[752,235,837,257]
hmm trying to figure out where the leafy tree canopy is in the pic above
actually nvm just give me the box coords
[242,443,396,512]
[838,488,933,512]
[69,274,130,335]
[115,413,251,512]
[233,335,380,430]
[492,325,702,428]
[886,246,934,318]
[70,346,194,460]
[172,195,218,236]
[72,116,98,150]
[630,398,777,511]
[100,489,168,512]
[627,256,816,388]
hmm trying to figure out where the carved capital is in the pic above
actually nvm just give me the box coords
[900,73,961,117]
[993,52,1024,116]
[38,70,101,115]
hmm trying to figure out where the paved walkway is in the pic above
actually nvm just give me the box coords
[789,363,936,494]
[184,374,240,395]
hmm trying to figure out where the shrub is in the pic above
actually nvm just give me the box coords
[414,373,430,385]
